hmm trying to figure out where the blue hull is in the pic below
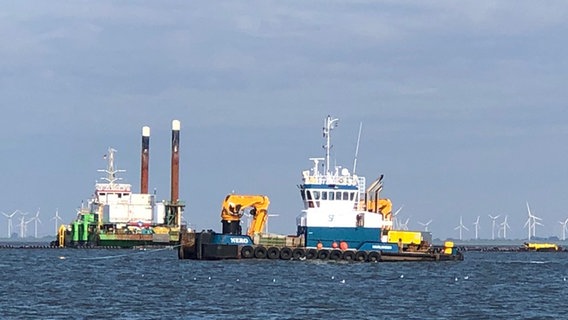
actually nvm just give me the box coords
[301,226,381,249]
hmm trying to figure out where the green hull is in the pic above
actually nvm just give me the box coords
[97,233,179,248]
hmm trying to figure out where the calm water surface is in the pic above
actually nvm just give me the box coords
[0,248,566,319]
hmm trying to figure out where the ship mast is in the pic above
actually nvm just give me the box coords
[323,115,339,175]
[98,148,125,186]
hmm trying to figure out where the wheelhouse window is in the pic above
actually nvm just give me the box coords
[306,190,314,208]
[313,191,320,200]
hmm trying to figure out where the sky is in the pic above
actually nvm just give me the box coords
[1,1,568,240]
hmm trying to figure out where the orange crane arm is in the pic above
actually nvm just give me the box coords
[220,194,270,236]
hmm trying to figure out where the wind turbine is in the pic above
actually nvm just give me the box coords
[391,205,404,230]
[1,210,19,238]
[397,217,410,231]
[473,216,480,240]
[418,219,432,232]
[488,214,500,240]
[454,216,469,241]
[29,208,42,238]
[18,212,28,238]
[24,218,34,238]
[499,215,511,239]
[264,213,280,233]
[51,209,63,235]
[524,202,543,240]
[558,218,568,241]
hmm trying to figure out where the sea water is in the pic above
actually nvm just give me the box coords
[0,248,566,319]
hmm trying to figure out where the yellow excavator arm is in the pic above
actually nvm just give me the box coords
[220,194,270,236]
[377,198,393,220]
[366,198,392,217]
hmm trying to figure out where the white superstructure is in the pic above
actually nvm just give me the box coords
[89,148,155,224]
[296,116,385,233]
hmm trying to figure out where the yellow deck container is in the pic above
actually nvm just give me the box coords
[443,241,454,254]
[387,230,422,245]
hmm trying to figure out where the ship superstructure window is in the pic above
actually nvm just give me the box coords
[313,191,320,200]
[329,192,334,200]
[336,191,342,200]
[343,191,349,200]
[322,191,327,200]
[306,190,313,208]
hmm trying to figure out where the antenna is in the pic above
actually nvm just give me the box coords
[352,122,363,174]
[322,115,339,175]
[98,147,126,185]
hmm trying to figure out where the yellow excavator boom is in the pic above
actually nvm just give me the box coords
[220,194,270,236]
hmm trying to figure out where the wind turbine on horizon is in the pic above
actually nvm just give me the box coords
[24,218,34,238]
[454,216,469,241]
[418,219,432,232]
[398,217,410,231]
[391,205,404,230]
[264,213,280,233]
[473,216,480,240]
[51,209,63,235]
[29,208,42,238]
[498,215,511,239]
[559,218,568,241]
[488,214,500,240]
[1,210,19,238]
[524,202,543,240]
[18,212,28,238]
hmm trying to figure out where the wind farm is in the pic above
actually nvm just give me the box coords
[0,209,60,241]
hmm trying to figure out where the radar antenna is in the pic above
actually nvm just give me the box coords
[322,115,339,175]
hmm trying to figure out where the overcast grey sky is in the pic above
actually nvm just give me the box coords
[1,1,568,240]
